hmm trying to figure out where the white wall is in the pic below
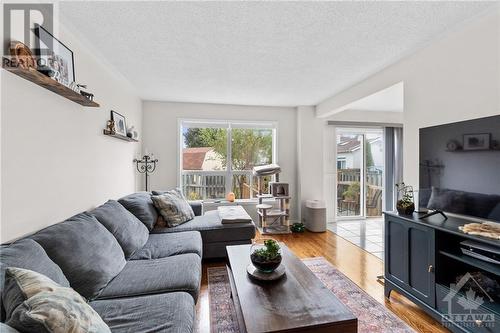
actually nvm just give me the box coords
[1,26,142,242]
[328,109,403,124]
[317,8,500,189]
[142,101,298,219]
[296,106,326,221]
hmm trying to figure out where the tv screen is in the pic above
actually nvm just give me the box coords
[419,115,500,222]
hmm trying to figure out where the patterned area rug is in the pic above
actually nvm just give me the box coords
[207,257,415,333]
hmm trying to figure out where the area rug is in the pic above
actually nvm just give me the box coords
[207,257,415,333]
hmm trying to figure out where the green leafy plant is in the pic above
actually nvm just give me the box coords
[252,239,281,261]
[395,183,413,206]
[343,182,360,201]
[291,222,305,233]
[395,182,415,215]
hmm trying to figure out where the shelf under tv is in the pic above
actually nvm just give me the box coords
[439,250,500,276]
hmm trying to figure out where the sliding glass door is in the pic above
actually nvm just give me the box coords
[335,128,384,219]
[336,132,364,218]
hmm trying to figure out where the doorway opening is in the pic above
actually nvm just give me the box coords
[328,127,385,260]
[335,127,384,220]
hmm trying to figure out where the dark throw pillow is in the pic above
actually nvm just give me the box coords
[151,189,195,227]
[0,239,69,321]
[427,187,466,214]
[4,267,110,333]
[30,213,126,300]
[90,200,149,258]
[118,192,158,230]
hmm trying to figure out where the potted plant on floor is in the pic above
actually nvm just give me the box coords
[250,239,282,273]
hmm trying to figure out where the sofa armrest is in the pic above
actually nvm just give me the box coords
[189,201,203,216]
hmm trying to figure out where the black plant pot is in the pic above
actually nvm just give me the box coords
[250,253,282,273]
[396,201,415,215]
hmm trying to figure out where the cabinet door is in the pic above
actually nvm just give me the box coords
[408,223,435,307]
[385,217,408,288]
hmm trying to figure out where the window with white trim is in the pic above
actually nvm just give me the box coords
[179,120,277,200]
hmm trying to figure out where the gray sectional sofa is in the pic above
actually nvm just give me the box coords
[0,191,256,332]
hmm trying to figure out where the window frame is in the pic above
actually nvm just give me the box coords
[177,118,278,201]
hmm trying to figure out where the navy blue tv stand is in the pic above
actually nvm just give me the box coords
[384,212,500,333]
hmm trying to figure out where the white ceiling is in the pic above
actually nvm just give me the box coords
[60,1,494,106]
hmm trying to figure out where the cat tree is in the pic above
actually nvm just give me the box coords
[253,164,291,234]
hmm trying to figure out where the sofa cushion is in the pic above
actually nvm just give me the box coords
[4,267,110,333]
[0,239,69,321]
[151,189,195,227]
[31,213,126,300]
[90,200,149,258]
[153,210,256,244]
[130,232,202,260]
[90,292,195,333]
[97,253,201,301]
[118,192,158,230]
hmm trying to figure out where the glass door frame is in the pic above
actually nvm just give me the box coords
[333,126,385,221]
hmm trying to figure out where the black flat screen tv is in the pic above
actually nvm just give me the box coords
[419,115,500,222]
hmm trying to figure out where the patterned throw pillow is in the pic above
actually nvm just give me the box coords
[4,267,111,333]
[151,189,195,227]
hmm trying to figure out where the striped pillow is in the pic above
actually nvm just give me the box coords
[151,189,195,227]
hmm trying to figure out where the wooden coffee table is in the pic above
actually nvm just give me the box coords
[226,244,357,333]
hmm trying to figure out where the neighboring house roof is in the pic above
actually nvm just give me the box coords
[337,136,381,153]
[183,147,212,170]
[337,136,361,153]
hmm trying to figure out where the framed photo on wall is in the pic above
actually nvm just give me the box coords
[463,133,490,150]
[34,24,75,86]
[111,111,127,137]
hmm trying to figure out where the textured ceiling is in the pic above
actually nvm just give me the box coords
[60,1,494,106]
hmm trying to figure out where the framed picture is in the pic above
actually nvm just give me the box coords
[34,24,75,86]
[463,133,490,150]
[111,111,127,137]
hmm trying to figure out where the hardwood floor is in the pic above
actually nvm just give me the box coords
[195,230,449,333]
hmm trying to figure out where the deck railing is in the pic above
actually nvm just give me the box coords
[337,168,383,187]
[181,170,257,200]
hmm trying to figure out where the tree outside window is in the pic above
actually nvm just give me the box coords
[181,122,275,200]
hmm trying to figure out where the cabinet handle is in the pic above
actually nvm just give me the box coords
[428,265,434,273]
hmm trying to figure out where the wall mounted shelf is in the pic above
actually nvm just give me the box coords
[103,130,138,142]
[2,58,100,107]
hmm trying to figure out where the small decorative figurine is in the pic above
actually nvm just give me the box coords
[127,125,138,139]
[80,90,94,101]
[106,120,116,134]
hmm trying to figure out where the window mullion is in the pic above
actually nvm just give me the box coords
[226,124,232,195]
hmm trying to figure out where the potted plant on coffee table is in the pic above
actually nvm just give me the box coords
[250,239,282,273]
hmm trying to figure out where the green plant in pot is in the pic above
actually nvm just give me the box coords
[250,239,282,273]
[395,182,415,215]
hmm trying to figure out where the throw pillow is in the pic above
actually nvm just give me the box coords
[427,187,466,214]
[0,239,70,322]
[90,200,149,258]
[30,213,126,300]
[151,189,195,227]
[4,267,111,333]
[118,192,158,230]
